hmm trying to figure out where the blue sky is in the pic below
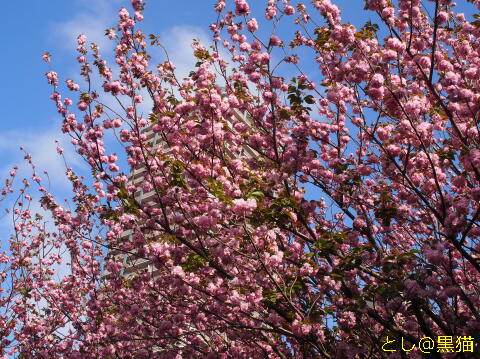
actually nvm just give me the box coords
[0,0,219,164]
[1,2,479,350]
[0,0,368,212]
[0,0,227,243]
[0,0,241,321]
[0,0,229,202]
[1,2,182,131]
[0,0,477,235]
[0,2,478,342]
[0,0,371,131]
[0,0,376,339]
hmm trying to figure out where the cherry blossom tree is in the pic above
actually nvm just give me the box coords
[2,0,480,357]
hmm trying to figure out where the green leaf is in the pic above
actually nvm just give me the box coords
[355,21,379,40]
[247,190,264,200]
[304,95,315,104]
[471,19,480,27]
[169,161,186,187]
[181,254,208,272]
[333,162,349,174]
[314,27,331,47]
[329,273,343,279]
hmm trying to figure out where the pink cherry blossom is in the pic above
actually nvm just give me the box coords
[3,0,480,357]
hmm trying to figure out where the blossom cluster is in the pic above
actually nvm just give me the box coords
[2,0,480,358]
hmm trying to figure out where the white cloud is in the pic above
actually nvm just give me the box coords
[51,0,123,53]
[0,129,78,294]
[158,25,213,81]
[0,127,85,245]
[0,128,82,193]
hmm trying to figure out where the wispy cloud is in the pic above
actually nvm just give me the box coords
[0,128,78,289]
[0,126,84,242]
[0,128,82,193]
[158,25,213,81]
[51,0,122,53]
